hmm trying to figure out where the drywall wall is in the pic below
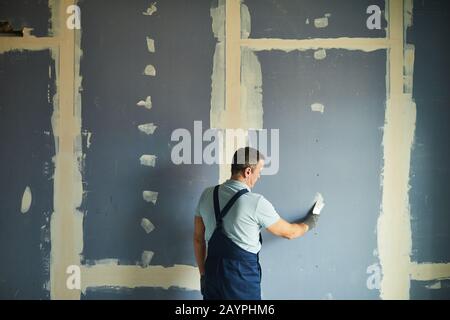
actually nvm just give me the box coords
[80,0,218,266]
[408,0,450,299]
[0,0,449,300]
[79,0,217,299]
[0,49,55,299]
[254,48,386,299]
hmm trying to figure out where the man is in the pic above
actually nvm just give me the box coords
[193,147,321,300]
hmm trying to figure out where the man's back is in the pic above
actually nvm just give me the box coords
[195,179,280,254]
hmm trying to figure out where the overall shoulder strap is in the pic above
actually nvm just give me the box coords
[213,185,249,228]
[213,185,221,223]
[220,188,249,219]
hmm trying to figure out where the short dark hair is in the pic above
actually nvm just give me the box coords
[231,147,265,176]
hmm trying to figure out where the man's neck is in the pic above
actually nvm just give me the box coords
[230,175,250,189]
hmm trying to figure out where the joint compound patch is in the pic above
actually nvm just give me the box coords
[140,155,157,167]
[141,218,155,234]
[143,191,158,204]
[21,186,32,213]
[314,49,327,60]
[311,103,325,113]
[314,13,330,28]
[141,251,154,267]
[137,96,152,109]
[241,3,251,39]
[143,2,157,16]
[144,65,156,76]
[138,123,158,135]
[146,37,155,53]
[425,281,442,290]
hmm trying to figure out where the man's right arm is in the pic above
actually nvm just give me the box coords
[266,204,320,240]
[267,218,309,240]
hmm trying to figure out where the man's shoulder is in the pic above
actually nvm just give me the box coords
[245,192,271,208]
[250,192,276,209]
[247,191,265,201]
[202,185,214,194]
[199,186,216,201]
[198,185,270,205]
[249,191,267,201]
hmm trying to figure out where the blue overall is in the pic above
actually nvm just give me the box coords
[203,185,262,300]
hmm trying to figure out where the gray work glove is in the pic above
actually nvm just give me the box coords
[303,206,320,230]
[303,193,325,231]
